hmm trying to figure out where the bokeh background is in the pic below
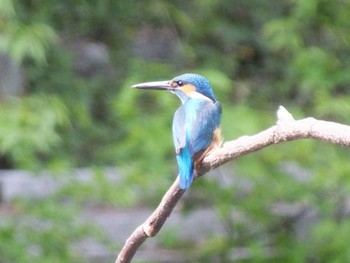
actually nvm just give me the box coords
[1,0,350,262]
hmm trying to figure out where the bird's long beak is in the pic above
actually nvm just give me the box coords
[131,80,173,91]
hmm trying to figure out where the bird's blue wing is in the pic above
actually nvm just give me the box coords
[172,100,222,189]
[173,106,193,189]
[173,99,221,155]
[188,100,222,159]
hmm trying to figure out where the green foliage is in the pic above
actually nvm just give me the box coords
[0,196,93,263]
[0,0,57,64]
[0,95,68,168]
[0,0,350,262]
[59,168,138,207]
[310,220,350,263]
[0,0,16,18]
[2,23,57,63]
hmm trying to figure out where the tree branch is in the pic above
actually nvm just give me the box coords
[198,106,350,175]
[115,106,350,263]
[116,178,185,263]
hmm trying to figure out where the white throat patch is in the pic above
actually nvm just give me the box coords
[188,91,212,101]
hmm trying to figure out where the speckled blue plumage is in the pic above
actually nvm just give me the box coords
[172,73,217,102]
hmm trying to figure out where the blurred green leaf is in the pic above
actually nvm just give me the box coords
[0,0,15,18]
[9,23,57,63]
[0,95,68,168]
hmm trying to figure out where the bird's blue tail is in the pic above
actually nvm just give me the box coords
[176,147,194,189]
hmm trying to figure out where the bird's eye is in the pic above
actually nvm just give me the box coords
[176,81,183,86]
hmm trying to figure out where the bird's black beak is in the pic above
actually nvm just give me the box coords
[131,80,173,91]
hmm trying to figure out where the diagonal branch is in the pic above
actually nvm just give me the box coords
[116,106,350,263]
[116,178,185,263]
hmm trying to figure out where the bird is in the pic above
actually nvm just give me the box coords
[132,73,222,189]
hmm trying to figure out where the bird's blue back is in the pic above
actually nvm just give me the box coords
[173,97,222,189]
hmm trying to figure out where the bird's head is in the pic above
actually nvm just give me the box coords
[132,73,217,103]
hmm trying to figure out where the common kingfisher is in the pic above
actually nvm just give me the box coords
[132,73,222,189]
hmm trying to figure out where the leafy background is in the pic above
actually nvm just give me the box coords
[0,0,350,262]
